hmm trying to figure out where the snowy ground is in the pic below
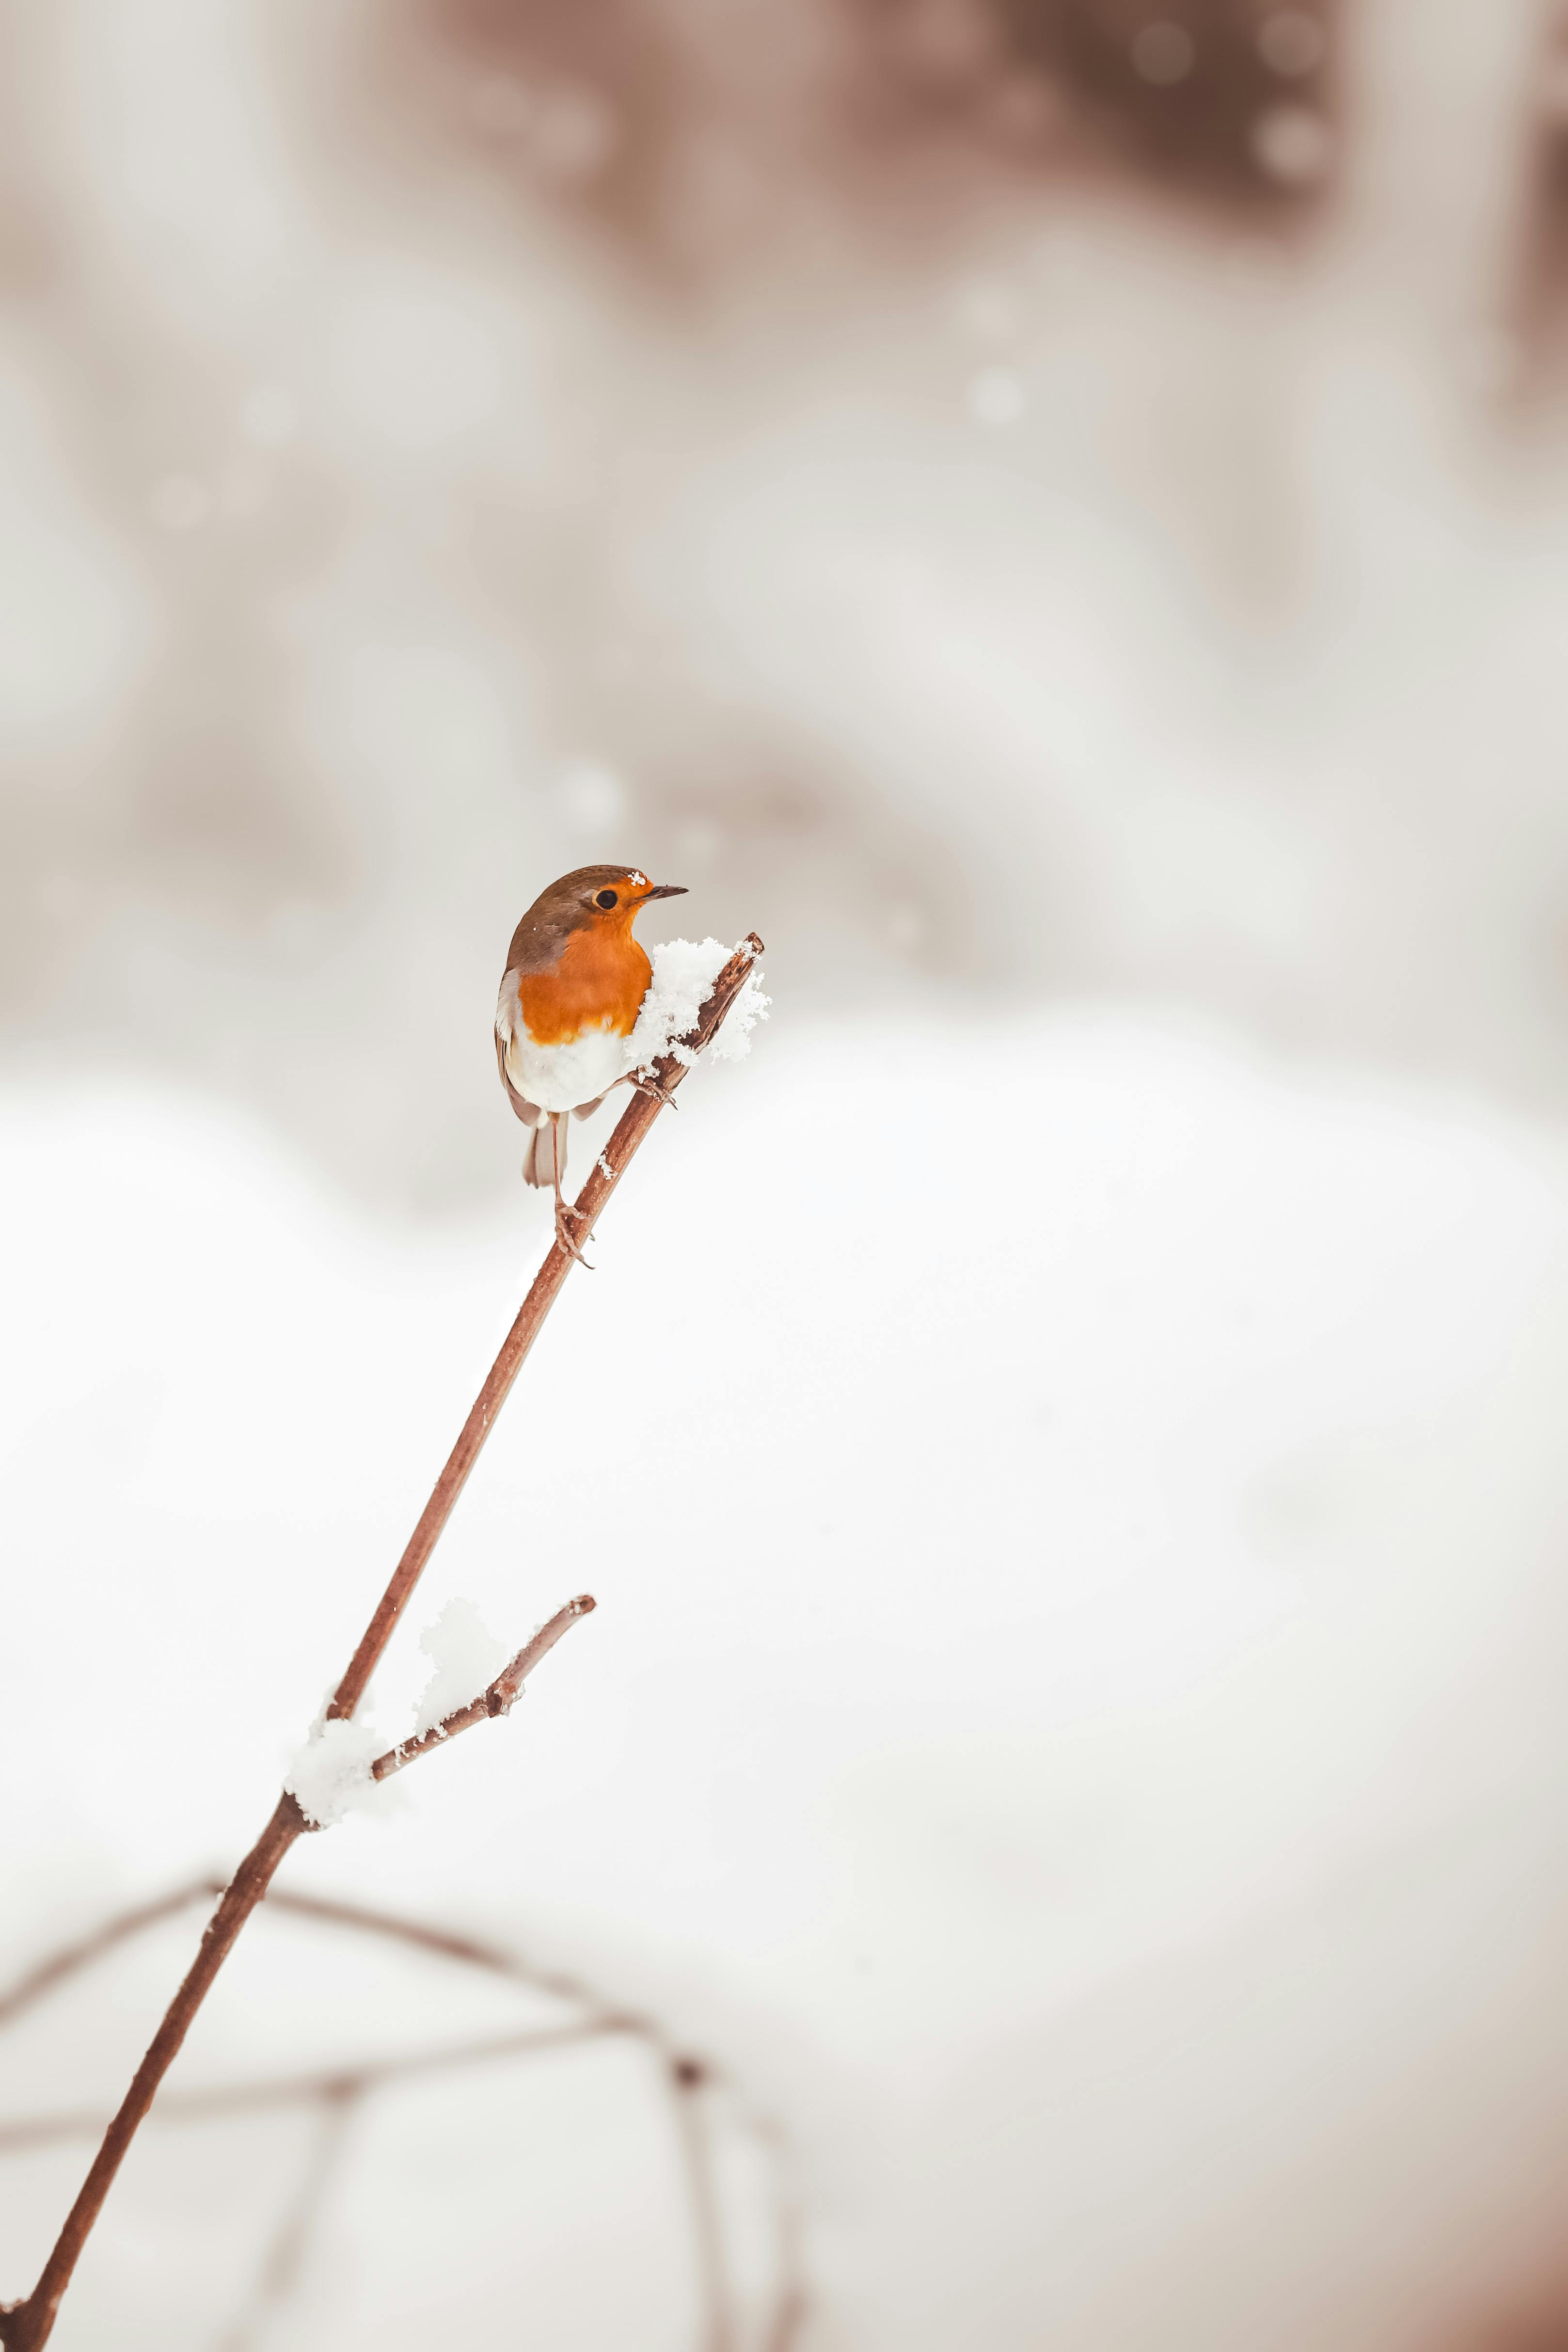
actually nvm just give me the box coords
[6,1007,1568,2347]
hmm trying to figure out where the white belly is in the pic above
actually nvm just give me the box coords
[498,991,632,1114]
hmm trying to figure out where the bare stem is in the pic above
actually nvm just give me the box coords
[0,1797,309,2351]
[327,934,763,1724]
[0,934,763,2352]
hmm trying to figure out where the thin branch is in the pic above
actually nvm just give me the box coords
[0,1879,220,2033]
[255,1887,629,2022]
[259,1888,547,1985]
[0,934,763,2352]
[367,1594,596,1786]
[0,2022,629,2151]
[755,2114,812,2352]
[669,2060,736,2352]
[213,2084,359,2352]
[326,935,763,1725]
[0,1873,630,2035]
[0,1799,308,2352]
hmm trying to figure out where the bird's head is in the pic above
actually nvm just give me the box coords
[567,867,688,933]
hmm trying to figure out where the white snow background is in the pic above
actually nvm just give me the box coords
[6,1004,1568,2347]
[2,12,1568,2340]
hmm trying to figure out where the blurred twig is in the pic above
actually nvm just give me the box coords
[0,1877,808,2349]
[0,936,765,2352]
[212,2083,357,2352]
[0,1879,217,2033]
[760,2119,810,2352]
[0,2024,623,2150]
[670,2059,736,2352]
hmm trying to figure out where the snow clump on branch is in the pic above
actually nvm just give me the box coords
[283,1714,386,1829]
[413,1597,509,1736]
[628,937,769,1075]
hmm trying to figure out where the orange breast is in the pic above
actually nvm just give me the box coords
[517,923,651,1045]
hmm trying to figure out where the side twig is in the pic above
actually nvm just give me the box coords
[0,935,763,2352]
[365,1594,596,1787]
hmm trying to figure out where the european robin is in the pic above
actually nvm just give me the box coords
[495,864,687,1262]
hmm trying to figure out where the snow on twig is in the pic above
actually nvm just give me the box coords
[629,934,770,1074]
[366,1595,596,1792]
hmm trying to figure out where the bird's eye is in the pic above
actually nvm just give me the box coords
[594,888,618,910]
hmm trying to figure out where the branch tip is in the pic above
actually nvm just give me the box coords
[367,1589,598,1785]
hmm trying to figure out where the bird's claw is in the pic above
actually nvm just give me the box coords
[554,1201,594,1269]
[630,1072,680,1111]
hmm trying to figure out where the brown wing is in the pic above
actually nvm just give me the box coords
[494,987,546,1129]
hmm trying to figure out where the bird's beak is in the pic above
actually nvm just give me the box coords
[641,883,688,900]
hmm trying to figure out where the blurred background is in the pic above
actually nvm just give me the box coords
[7,0,1568,2344]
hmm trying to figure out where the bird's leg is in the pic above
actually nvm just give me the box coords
[549,1115,593,1268]
[618,1068,680,1111]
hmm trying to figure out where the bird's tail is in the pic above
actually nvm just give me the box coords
[521,1115,564,1191]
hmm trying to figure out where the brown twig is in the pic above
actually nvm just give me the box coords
[0,935,763,2352]
[366,1594,596,1786]
[327,934,763,1724]
[0,1800,312,2352]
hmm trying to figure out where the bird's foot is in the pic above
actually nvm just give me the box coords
[554,1200,594,1269]
[629,1070,680,1111]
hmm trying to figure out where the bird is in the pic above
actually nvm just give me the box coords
[495,864,687,1262]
